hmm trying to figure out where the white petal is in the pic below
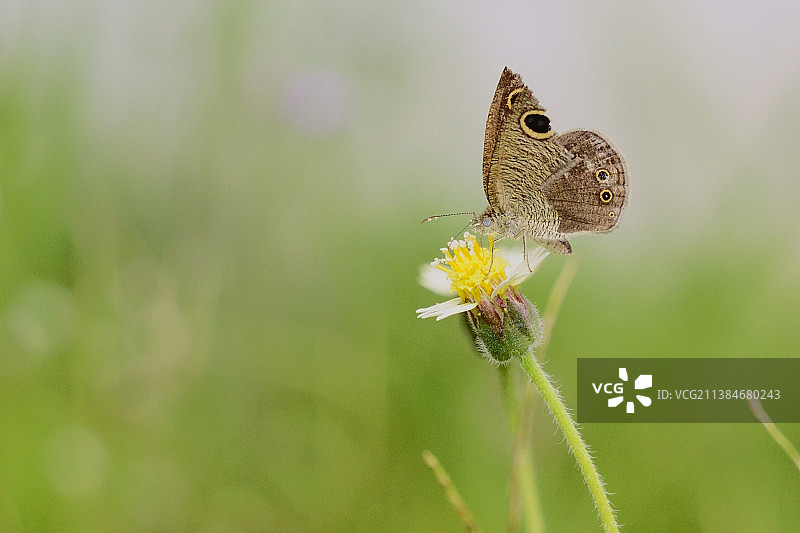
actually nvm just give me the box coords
[416,297,462,317]
[416,298,477,320]
[418,263,454,296]
[508,247,548,281]
[491,247,549,297]
[433,301,477,320]
[496,247,524,269]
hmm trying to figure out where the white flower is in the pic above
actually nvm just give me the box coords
[416,233,547,321]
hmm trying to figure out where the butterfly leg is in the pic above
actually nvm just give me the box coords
[523,233,533,272]
[482,237,497,281]
[482,234,508,281]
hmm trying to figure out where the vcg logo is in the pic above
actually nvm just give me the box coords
[591,367,653,414]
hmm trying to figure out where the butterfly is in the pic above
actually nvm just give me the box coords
[431,67,628,255]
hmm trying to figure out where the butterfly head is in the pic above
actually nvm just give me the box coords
[471,209,508,236]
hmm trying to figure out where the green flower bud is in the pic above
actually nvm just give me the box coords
[465,291,543,365]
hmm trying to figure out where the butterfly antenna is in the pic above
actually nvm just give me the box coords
[420,212,475,224]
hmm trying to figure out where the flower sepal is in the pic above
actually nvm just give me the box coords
[465,288,543,364]
[505,287,543,345]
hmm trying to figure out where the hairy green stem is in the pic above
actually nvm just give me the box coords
[519,349,619,533]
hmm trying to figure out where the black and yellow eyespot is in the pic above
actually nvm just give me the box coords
[608,211,616,218]
[520,110,553,139]
[506,88,524,110]
[595,168,610,183]
[600,189,613,203]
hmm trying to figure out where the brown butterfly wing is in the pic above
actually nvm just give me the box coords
[480,68,577,254]
[482,67,528,209]
[481,69,573,217]
[543,129,627,234]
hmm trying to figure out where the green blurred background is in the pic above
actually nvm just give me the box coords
[1,0,799,531]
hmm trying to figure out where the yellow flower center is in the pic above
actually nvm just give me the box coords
[436,233,509,303]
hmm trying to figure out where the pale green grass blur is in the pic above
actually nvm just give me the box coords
[1,1,799,531]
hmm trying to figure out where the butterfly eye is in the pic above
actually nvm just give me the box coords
[520,111,553,139]
[595,169,610,182]
[600,189,613,203]
[482,217,491,227]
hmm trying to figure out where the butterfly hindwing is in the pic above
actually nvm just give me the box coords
[544,129,627,233]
